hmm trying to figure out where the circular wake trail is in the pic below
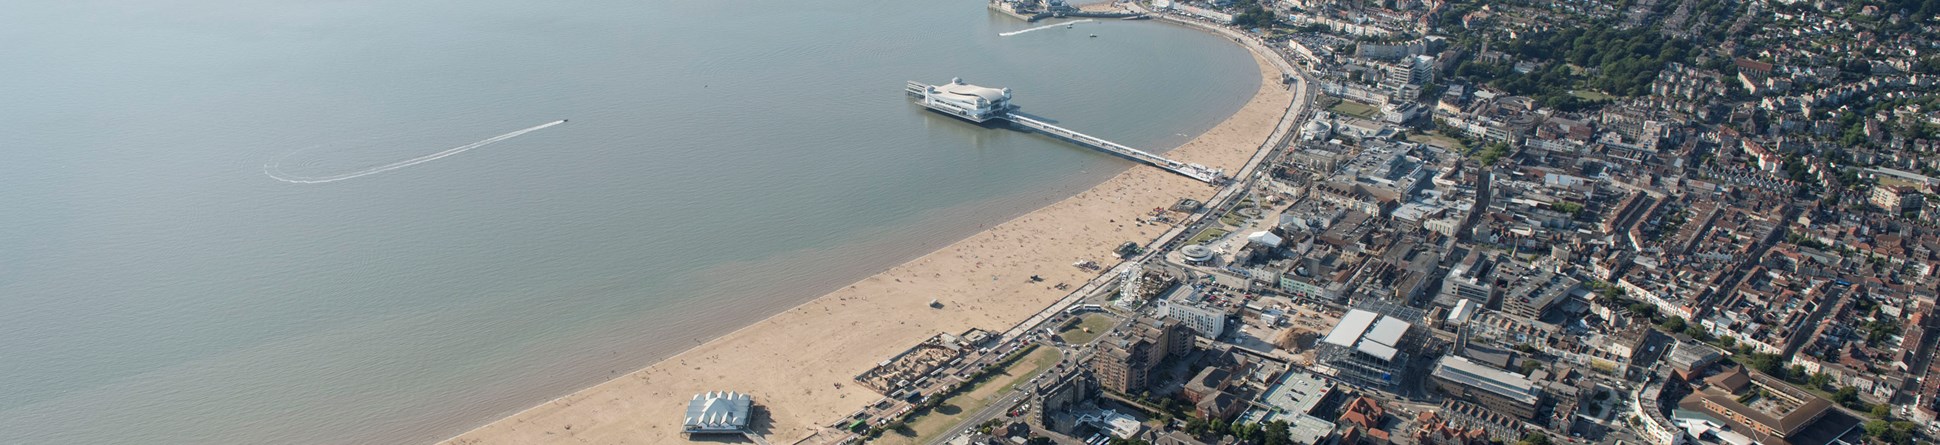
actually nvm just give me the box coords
[265,120,567,184]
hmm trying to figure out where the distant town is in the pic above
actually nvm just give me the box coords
[688,0,1940,444]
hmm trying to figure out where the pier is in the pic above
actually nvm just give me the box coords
[907,79,1224,184]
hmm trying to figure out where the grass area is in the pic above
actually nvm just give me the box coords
[1470,142,1511,165]
[1219,211,1247,227]
[988,346,1064,395]
[1219,199,1262,227]
[1408,133,1466,151]
[1879,176,1925,189]
[1057,313,1117,345]
[875,345,1063,445]
[1186,228,1230,245]
[1569,89,1616,101]
[1328,100,1381,119]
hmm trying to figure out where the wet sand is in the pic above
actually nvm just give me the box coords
[442,45,1294,445]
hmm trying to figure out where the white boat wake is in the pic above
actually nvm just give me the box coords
[998,19,1093,37]
[265,120,566,184]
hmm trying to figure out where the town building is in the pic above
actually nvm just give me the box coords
[1090,316,1190,393]
[1501,268,1579,319]
[1158,286,1230,339]
[1430,356,1543,420]
[1871,185,1924,213]
[1664,339,1724,379]
[1684,367,1833,444]
[1437,252,1497,307]
[1317,309,1418,388]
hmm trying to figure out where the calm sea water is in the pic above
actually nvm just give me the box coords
[0,0,1259,443]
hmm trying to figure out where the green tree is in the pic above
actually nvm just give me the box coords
[1627,302,1658,319]
[1740,352,1787,377]
[1187,417,1211,436]
[1520,432,1553,445]
[1263,419,1293,445]
[1230,1,1278,29]
[1240,422,1265,443]
[1807,372,1832,390]
[1834,386,1861,407]
[1683,324,1709,340]
[1865,319,1901,347]
[1863,420,1917,444]
[1660,316,1687,333]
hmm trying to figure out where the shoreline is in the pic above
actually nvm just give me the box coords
[441,22,1298,445]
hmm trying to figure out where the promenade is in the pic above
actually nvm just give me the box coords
[441,12,1304,445]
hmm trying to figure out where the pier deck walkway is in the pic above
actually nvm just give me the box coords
[908,80,1222,184]
[1001,113,1222,183]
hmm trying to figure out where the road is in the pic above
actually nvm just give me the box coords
[923,390,1031,445]
[912,16,1318,445]
[925,343,1099,445]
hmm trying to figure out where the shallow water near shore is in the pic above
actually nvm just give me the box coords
[0,0,1258,443]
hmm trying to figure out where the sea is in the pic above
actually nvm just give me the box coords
[0,0,1260,443]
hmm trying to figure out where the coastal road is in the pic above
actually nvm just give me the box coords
[911,16,1318,445]
[925,390,1031,445]
[925,344,1100,445]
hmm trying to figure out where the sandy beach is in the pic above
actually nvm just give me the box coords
[442,42,1294,445]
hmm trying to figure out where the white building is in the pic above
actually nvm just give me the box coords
[1247,231,1285,248]
[910,78,1013,122]
[683,391,753,434]
[1158,286,1227,339]
[1317,309,1415,388]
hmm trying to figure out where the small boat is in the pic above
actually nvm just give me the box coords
[1066,23,1073,28]
[1089,34,1098,37]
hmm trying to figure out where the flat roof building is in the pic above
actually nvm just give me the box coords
[1317,309,1417,388]
[1244,370,1336,424]
[1684,367,1833,444]
[1227,371,1341,444]
[1091,316,1190,393]
[1431,356,1543,420]
[1665,340,1724,378]
[1502,269,1578,319]
[1158,285,1228,339]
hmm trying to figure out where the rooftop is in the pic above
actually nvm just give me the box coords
[683,391,753,433]
[1689,369,1834,438]
[1256,370,1334,418]
[1323,309,1413,361]
[1364,317,1410,347]
[1324,309,1381,347]
[931,78,1011,104]
[1431,356,1540,407]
